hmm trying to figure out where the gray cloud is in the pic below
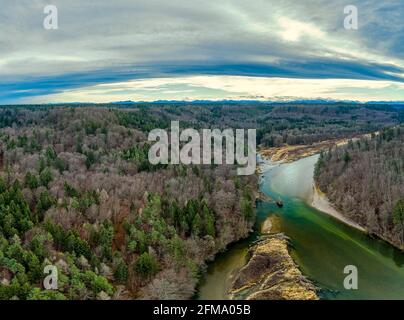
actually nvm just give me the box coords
[0,0,403,102]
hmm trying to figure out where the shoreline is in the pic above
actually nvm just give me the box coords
[309,184,366,232]
[258,131,379,164]
[260,151,403,251]
[310,183,404,251]
[258,138,349,163]
[258,149,368,233]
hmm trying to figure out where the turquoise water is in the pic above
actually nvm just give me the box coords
[198,155,404,300]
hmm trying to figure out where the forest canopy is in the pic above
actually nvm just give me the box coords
[315,125,404,248]
[0,105,257,300]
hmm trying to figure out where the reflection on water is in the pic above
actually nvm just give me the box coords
[199,155,404,300]
[197,238,251,300]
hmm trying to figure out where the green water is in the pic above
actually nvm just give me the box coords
[198,155,404,300]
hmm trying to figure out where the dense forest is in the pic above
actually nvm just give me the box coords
[117,102,403,147]
[256,104,403,147]
[0,102,403,300]
[0,106,257,299]
[315,125,404,248]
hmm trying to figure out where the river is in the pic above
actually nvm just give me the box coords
[198,155,404,300]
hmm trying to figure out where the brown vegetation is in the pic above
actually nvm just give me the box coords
[315,126,404,249]
[229,234,318,300]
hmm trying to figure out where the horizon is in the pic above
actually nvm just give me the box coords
[2,98,404,107]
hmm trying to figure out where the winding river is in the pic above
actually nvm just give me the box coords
[198,155,404,300]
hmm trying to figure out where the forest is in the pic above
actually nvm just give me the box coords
[0,102,403,300]
[114,102,403,147]
[315,125,404,248]
[0,105,256,299]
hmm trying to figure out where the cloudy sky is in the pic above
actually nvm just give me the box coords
[1,0,403,104]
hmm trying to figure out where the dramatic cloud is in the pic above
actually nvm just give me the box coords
[0,0,403,103]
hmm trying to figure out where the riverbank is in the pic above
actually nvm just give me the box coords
[310,185,366,232]
[311,184,404,251]
[259,145,368,233]
[259,138,349,163]
[258,131,379,163]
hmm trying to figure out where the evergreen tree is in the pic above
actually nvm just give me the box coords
[133,252,159,279]
[39,168,53,188]
[25,172,39,189]
[203,207,216,237]
[35,191,55,222]
[191,213,201,237]
[114,260,128,284]
[393,199,404,228]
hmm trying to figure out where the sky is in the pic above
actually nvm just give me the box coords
[0,0,403,104]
